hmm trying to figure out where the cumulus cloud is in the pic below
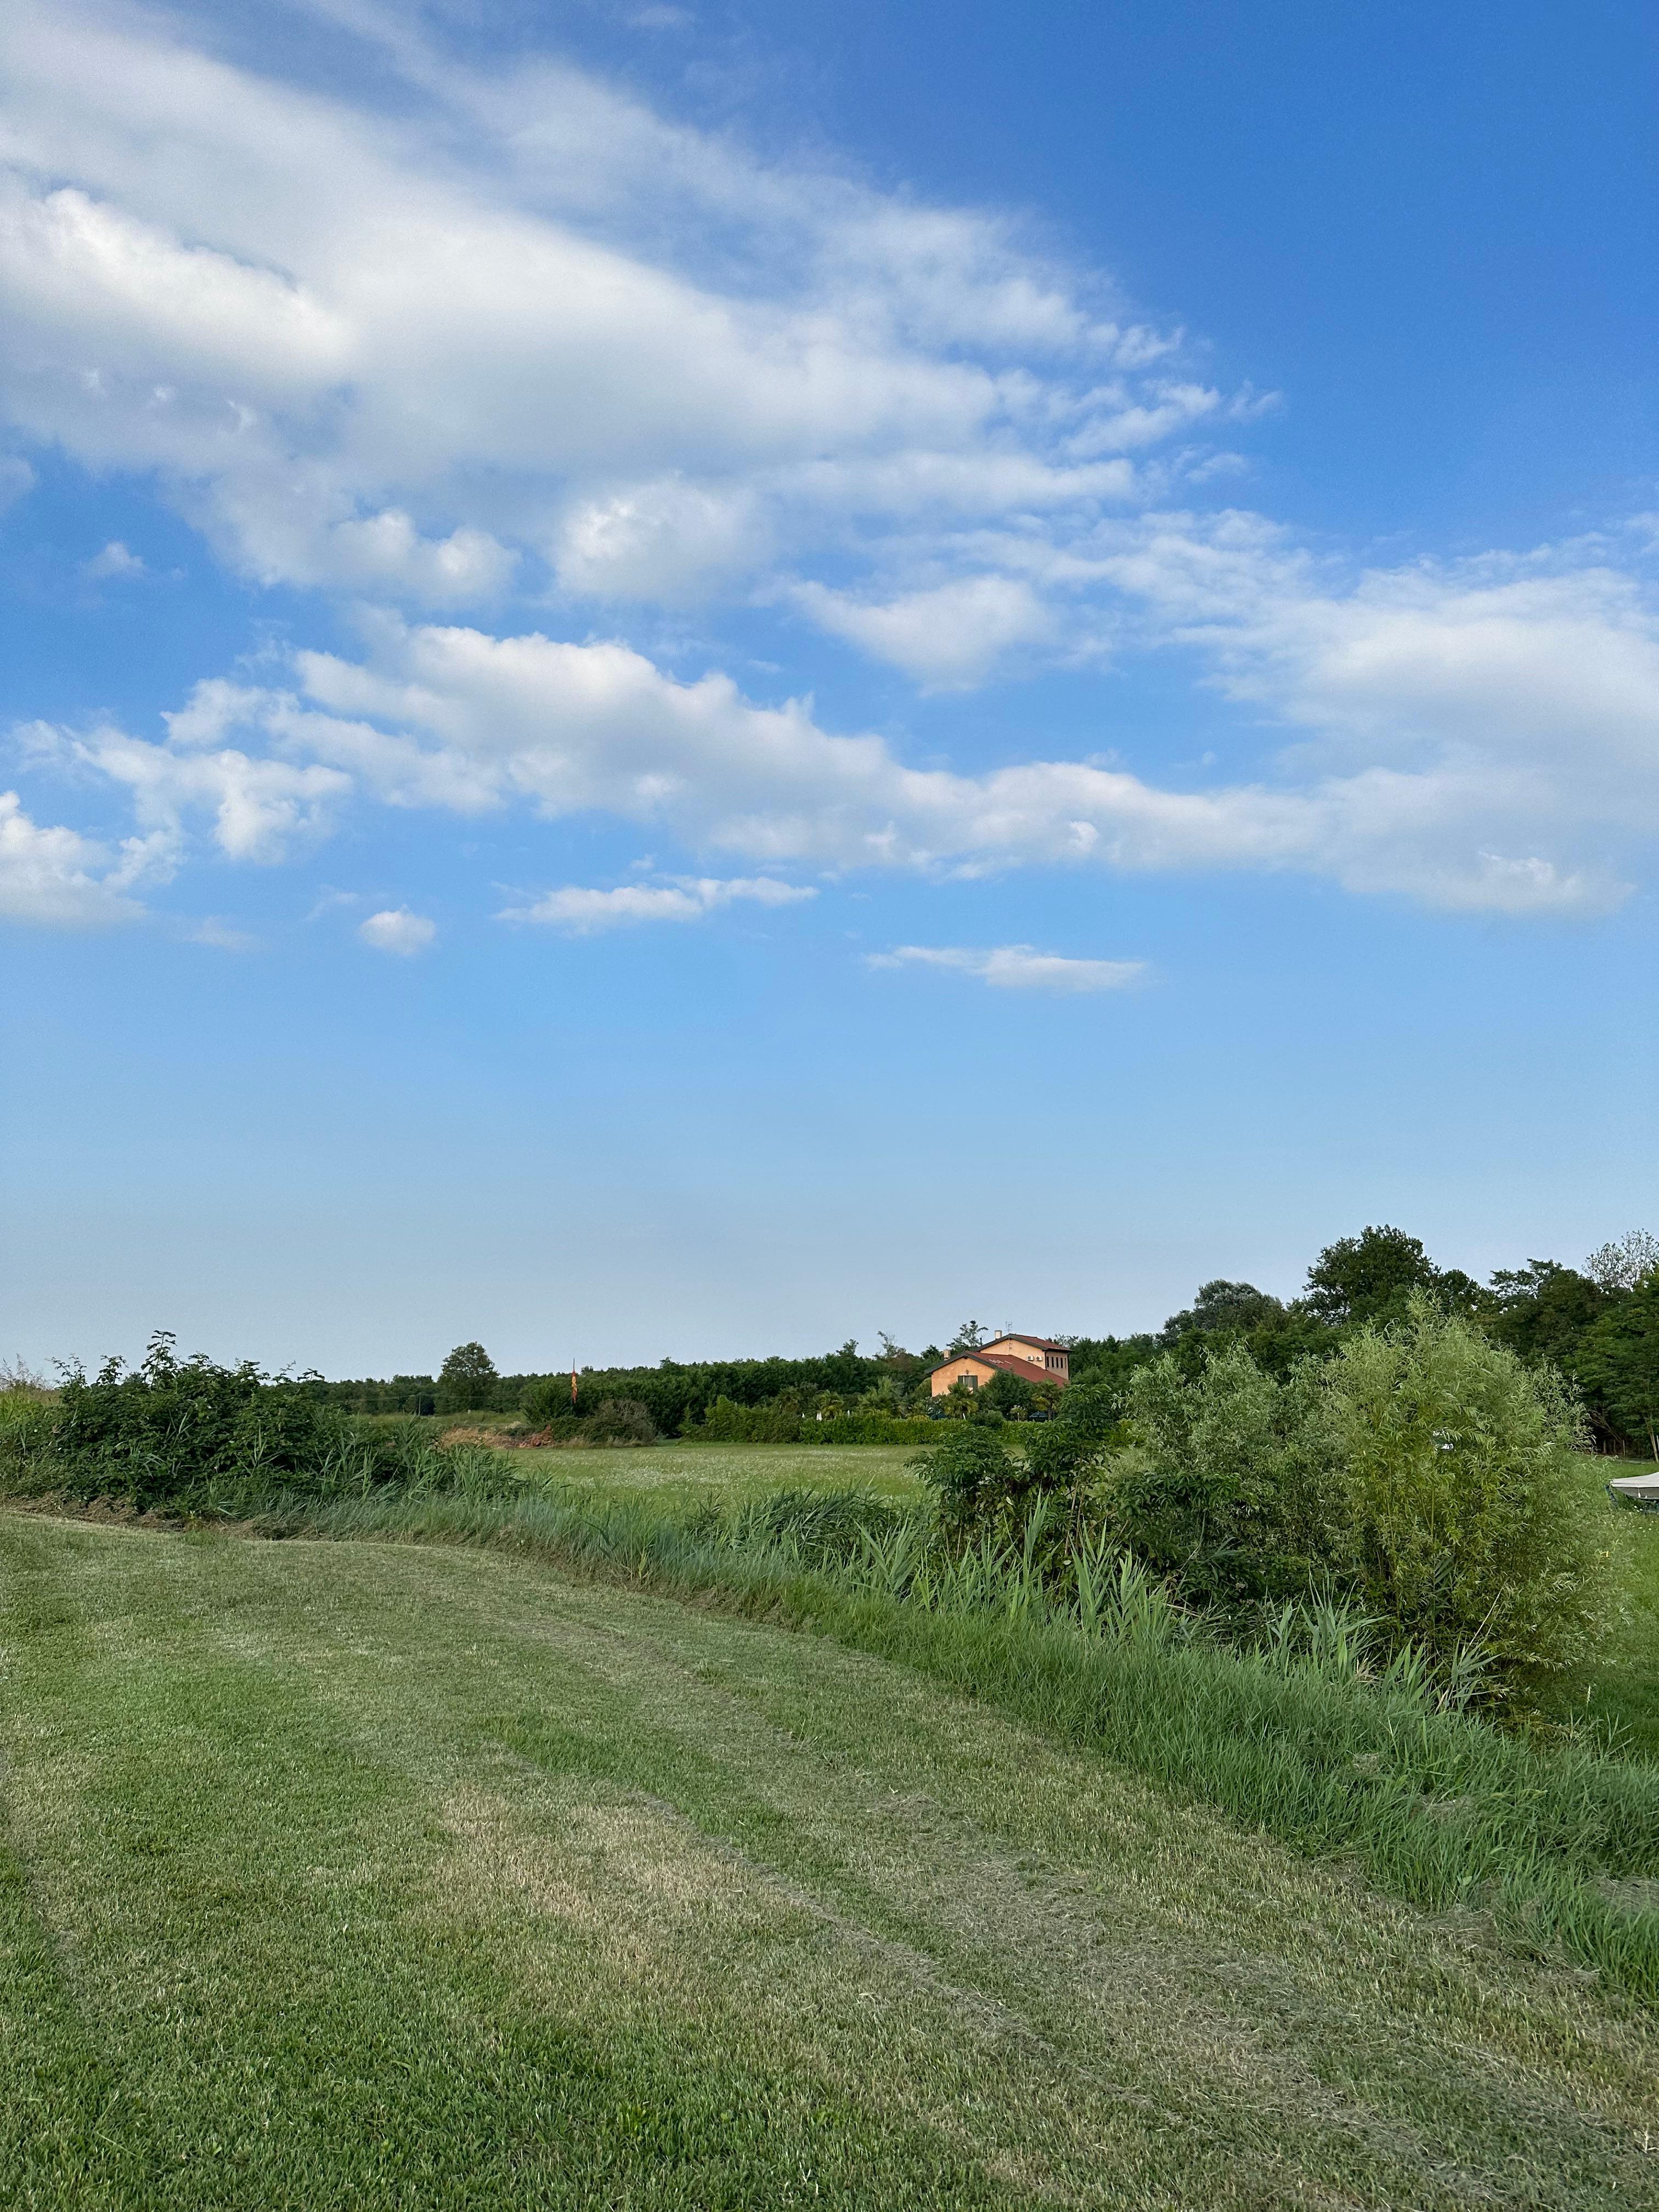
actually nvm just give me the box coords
[869,944,1147,992]
[0,788,151,924]
[359,906,436,953]
[791,575,1057,689]
[505,874,816,931]
[1,0,1656,924]
[145,611,1630,913]
[0,0,1212,645]
[24,715,350,863]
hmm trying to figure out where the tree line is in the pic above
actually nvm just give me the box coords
[314,1222,1659,1456]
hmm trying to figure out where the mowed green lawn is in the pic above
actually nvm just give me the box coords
[4,1514,1658,2210]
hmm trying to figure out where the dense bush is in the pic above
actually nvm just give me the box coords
[1326,1301,1606,1680]
[913,1303,1608,1694]
[1116,1345,1345,1607]
[41,1335,352,1510]
[687,1396,936,1446]
[2,1338,516,1511]
[583,1397,658,1445]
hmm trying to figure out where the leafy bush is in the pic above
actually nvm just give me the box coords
[1113,1302,1607,1690]
[583,1397,658,1446]
[40,1335,351,1510]
[1326,1300,1607,1680]
[1116,1345,1346,1607]
[1567,1279,1659,1459]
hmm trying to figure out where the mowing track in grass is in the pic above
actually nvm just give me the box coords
[2,1512,1657,2210]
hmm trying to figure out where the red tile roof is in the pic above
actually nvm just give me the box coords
[986,1334,1069,1354]
[928,1350,1063,1387]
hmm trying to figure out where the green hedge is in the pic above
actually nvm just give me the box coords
[686,1400,939,1446]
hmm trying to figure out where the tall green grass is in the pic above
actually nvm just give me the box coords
[253,1478,1659,2011]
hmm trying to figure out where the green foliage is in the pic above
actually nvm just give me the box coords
[910,1422,1017,1533]
[1561,1279,1659,1463]
[1114,1304,1608,1690]
[1116,1345,1344,1607]
[582,1396,658,1445]
[1304,1223,1445,1328]
[1488,1261,1610,1369]
[1159,1278,1285,1343]
[689,1395,938,1446]
[1324,1304,1606,1681]
[436,1341,499,1412]
[40,1334,349,1510]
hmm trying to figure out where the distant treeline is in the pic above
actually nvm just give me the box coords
[313,1223,1659,1455]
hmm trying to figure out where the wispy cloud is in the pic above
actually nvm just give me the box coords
[185,915,259,951]
[359,906,436,953]
[82,539,146,580]
[503,875,816,932]
[869,944,1147,992]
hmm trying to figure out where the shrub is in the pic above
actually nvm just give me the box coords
[910,1422,1018,1533]
[40,1334,352,1509]
[1326,1299,1606,1681]
[1567,1279,1659,1459]
[1115,1344,1347,1607]
[583,1397,658,1446]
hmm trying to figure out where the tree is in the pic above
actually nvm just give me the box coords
[437,1341,498,1411]
[1159,1279,1284,1345]
[1584,1229,1659,1294]
[947,1319,989,1352]
[1570,1282,1659,1459]
[1488,1261,1609,1371]
[1303,1226,1441,1329]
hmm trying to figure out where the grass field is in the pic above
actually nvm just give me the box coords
[5,1509,1659,2210]
[500,1440,925,1507]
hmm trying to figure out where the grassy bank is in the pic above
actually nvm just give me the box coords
[4,1509,1657,2210]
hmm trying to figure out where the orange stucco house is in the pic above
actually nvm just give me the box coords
[927,1334,1070,1398]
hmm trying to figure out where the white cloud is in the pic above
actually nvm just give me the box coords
[1,1,1656,922]
[359,906,436,953]
[0,0,1210,639]
[870,944,1147,992]
[505,874,816,932]
[791,575,1057,689]
[0,788,150,924]
[82,537,145,579]
[186,914,258,950]
[25,716,351,863]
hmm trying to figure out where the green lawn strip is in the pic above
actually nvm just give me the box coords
[0,1519,1017,2210]
[270,1480,1659,2010]
[4,1516,1658,2208]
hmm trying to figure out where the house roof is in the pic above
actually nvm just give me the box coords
[927,1350,1062,1387]
[985,1333,1069,1354]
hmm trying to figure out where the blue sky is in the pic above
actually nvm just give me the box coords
[3,0,1656,1374]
